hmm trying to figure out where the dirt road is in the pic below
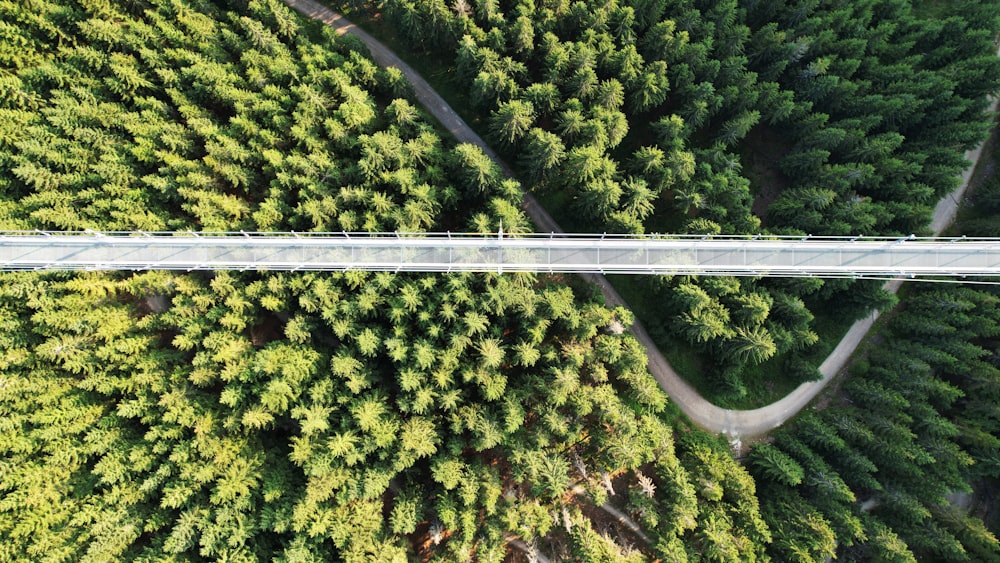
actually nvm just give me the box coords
[282,0,998,439]
[713,49,1000,438]
[279,0,713,426]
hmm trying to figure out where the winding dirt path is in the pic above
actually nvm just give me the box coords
[282,0,999,439]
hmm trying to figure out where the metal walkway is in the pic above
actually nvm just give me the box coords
[2,231,999,279]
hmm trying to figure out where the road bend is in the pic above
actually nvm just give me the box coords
[281,0,1000,439]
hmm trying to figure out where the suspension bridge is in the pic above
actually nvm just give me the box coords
[1,230,999,280]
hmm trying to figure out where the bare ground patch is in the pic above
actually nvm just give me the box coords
[742,125,795,223]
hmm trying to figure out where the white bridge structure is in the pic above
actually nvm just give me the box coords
[1,231,999,280]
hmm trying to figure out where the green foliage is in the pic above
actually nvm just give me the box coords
[0,0,687,560]
[373,0,1000,399]
[751,282,1000,561]
[746,443,804,486]
[5,0,1000,559]
[566,508,648,562]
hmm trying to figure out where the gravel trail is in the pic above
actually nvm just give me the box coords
[282,0,999,438]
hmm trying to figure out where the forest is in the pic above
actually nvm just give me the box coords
[0,0,764,560]
[0,0,999,561]
[371,0,1000,402]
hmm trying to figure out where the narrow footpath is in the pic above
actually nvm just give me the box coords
[282,0,998,439]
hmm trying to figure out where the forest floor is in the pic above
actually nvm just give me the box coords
[743,125,793,221]
[281,0,1000,440]
[949,120,999,232]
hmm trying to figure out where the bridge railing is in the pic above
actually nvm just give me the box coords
[0,231,998,278]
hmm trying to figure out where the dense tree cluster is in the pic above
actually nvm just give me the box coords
[0,0,775,560]
[371,0,1000,399]
[383,0,762,235]
[0,264,683,560]
[746,282,1000,561]
[621,432,771,561]
[0,0,509,234]
[751,0,1000,236]
[3,0,1000,560]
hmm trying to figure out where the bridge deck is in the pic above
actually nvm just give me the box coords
[1,231,998,278]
